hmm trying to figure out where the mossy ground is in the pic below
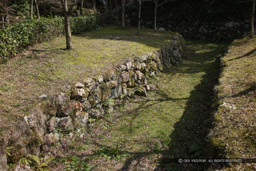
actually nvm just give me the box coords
[50,40,228,170]
[0,26,174,121]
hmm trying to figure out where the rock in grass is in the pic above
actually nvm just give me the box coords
[127,88,135,97]
[47,117,59,132]
[98,75,104,83]
[106,80,118,89]
[75,82,84,88]
[149,84,157,91]
[44,133,60,145]
[111,85,122,98]
[103,69,116,82]
[39,100,57,118]
[122,72,130,83]
[100,83,112,101]
[126,60,133,70]
[136,70,144,80]
[59,101,83,117]
[84,78,94,87]
[39,94,48,99]
[59,117,74,132]
[70,85,89,101]
[120,64,127,71]
[88,106,104,119]
[82,100,91,111]
[88,84,102,106]
[24,108,47,137]
[73,112,89,128]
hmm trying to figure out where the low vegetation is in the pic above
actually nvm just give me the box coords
[210,36,256,170]
[0,15,99,63]
[0,26,174,126]
[44,40,227,170]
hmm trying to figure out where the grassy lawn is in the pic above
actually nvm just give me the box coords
[55,40,227,170]
[0,26,175,121]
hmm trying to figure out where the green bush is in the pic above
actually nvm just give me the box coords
[0,15,99,64]
[71,15,99,34]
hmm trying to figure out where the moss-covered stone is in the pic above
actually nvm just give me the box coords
[127,88,135,97]
[106,80,118,89]
[103,69,115,82]
[100,83,112,101]
[70,86,89,101]
[150,61,158,71]
[121,72,130,83]
[128,77,136,87]
[39,101,57,118]
[134,85,147,97]
[73,112,89,128]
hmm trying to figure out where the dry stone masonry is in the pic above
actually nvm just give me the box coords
[1,33,184,170]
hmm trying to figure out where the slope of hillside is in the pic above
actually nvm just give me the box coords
[210,36,256,170]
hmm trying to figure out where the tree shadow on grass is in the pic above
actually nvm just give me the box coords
[226,48,256,62]
[81,40,228,170]
[157,51,227,171]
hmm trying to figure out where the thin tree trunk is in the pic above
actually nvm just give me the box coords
[6,11,9,25]
[251,0,255,38]
[1,15,4,29]
[61,0,72,50]
[106,0,109,11]
[115,0,118,8]
[109,0,112,10]
[81,0,84,15]
[122,0,125,27]
[93,0,96,10]
[154,1,157,30]
[34,0,40,19]
[137,0,141,35]
[30,0,34,19]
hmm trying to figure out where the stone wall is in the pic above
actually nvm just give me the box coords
[1,33,184,170]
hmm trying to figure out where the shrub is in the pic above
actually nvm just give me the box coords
[0,15,99,64]
[71,15,99,34]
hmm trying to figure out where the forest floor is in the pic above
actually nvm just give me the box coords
[0,26,172,123]
[49,40,229,170]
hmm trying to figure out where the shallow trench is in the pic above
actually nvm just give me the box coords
[46,40,227,170]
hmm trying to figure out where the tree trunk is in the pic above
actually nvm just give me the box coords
[122,0,125,27]
[115,0,118,8]
[93,0,96,10]
[137,0,141,35]
[106,0,109,11]
[81,0,84,15]
[251,0,255,38]
[61,0,72,50]
[109,0,112,10]
[1,15,4,29]
[30,0,34,19]
[34,0,40,19]
[154,1,157,30]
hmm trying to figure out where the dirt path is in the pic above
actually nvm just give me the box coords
[51,40,227,170]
